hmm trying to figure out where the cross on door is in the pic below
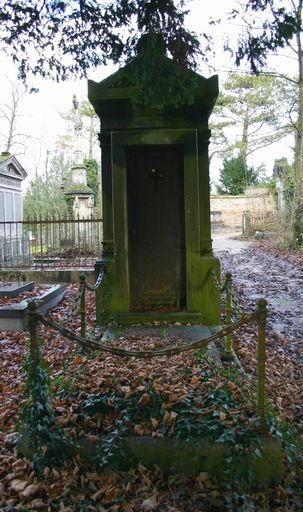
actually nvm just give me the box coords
[150,168,164,192]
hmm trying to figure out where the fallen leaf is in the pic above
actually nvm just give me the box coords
[140,495,158,511]
[150,417,159,429]
[20,483,40,499]
[105,485,118,501]
[11,459,29,473]
[138,393,151,406]
[196,472,209,483]
[133,424,145,436]
[91,488,104,501]
[163,411,178,425]
[191,376,200,385]
[10,479,27,493]
[27,499,46,510]
[120,386,131,394]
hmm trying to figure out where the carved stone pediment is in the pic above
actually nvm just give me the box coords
[0,154,27,182]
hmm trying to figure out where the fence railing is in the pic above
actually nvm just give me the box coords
[242,211,275,235]
[0,215,103,269]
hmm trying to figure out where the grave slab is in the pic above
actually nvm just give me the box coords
[18,434,282,484]
[102,323,211,342]
[0,284,66,331]
[0,281,34,298]
[102,324,221,363]
[115,436,283,483]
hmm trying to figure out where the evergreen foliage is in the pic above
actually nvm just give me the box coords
[228,1,301,73]
[228,2,303,247]
[210,73,295,164]
[0,0,205,106]
[84,158,101,208]
[23,152,71,219]
[1,1,298,83]
[216,156,259,195]
[19,303,73,471]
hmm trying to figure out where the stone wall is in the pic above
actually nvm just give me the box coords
[210,187,276,231]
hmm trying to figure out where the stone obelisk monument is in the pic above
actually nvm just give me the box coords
[64,95,94,218]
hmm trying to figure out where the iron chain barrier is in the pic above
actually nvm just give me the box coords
[210,268,245,360]
[59,282,85,326]
[210,267,226,293]
[27,298,268,420]
[85,269,104,291]
[56,267,259,369]
[57,271,104,333]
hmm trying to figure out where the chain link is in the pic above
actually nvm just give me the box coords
[59,283,85,325]
[229,285,244,317]
[85,269,105,291]
[55,270,104,327]
[40,311,256,358]
[223,277,244,318]
[57,269,104,326]
[210,267,244,317]
[210,267,226,293]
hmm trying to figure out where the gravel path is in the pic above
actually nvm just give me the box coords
[213,233,303,361]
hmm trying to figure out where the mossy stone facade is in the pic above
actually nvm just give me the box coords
[88,64,221,326]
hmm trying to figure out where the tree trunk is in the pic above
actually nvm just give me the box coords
[239,107,249,188]
[239,107,249,166]
[295,26,303,201]
[5,95,17,153]
[294,2,303,243]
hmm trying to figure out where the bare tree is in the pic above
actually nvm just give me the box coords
[0,78,32,155]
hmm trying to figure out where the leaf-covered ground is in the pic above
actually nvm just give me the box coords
[216,239,303,431]
[1,240,303,511]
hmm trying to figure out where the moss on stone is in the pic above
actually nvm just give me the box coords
[64,184,94,195]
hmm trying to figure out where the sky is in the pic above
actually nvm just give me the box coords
[0,0,297,190]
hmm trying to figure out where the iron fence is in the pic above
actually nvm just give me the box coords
[0,215,103,269]
[242,211,275,235]
[211,210,276,235]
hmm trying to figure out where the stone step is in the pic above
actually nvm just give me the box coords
[111,311,203,325]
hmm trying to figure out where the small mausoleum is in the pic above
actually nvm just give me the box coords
[88,53,221,326]
[0,152,27,263]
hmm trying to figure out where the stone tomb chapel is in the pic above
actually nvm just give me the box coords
[88,58,221,326]
[0,152,27,263]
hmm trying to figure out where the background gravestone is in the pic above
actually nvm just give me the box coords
[88,55,221,326]
[64,95,94,219]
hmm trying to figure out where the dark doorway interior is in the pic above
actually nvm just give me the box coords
[126,145,186,311]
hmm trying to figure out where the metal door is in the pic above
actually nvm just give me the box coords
[126,145,186,310]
